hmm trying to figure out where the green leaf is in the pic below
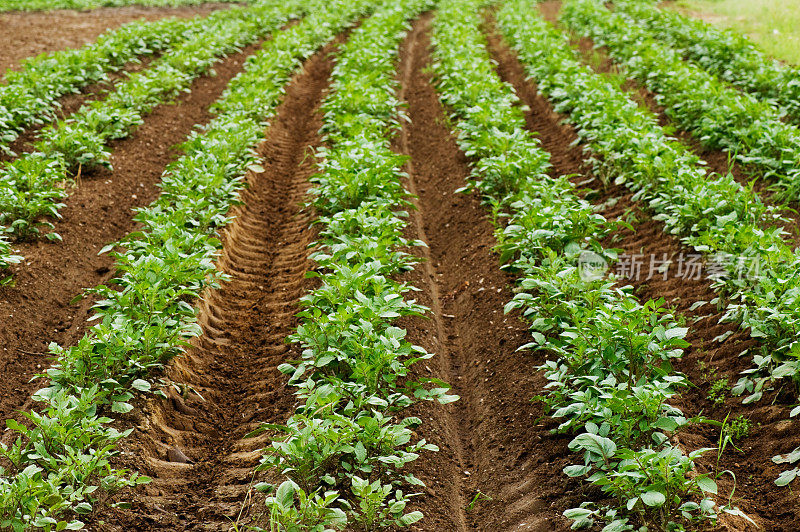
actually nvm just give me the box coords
[653,417,678,432]
[569,433,616,459]
[354,441,367,463]
[111,401,134,414]
[275,480,295,508]
[664,327,688,340]
[399,511,423,525]
[641,490,666,507]
[695,475,718,494]
[131,379,151,392]
[775,469,798,486]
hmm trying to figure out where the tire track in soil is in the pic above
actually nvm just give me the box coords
[484,14,800,530]
[396,15,575,531]
[0,41,264,433]
[91,41,337,532]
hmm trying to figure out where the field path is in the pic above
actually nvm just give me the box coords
[396,14,575,531]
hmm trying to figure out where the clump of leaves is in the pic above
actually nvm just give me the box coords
[707,378,729,406]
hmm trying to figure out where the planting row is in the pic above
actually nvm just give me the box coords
[0,1,371,529]
[561,0,800,202]
[500,0,800,487]
[254,0,456,529]
[0,9,231,157]
[0,0,240,12]
[431,0,731,529]
[613,0,800,125]
[0,0,304,265]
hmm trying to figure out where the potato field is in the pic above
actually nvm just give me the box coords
[1,0,799,530]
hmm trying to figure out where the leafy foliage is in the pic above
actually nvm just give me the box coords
[430,0,728,529]
[0,0,307,261]
[0,0,241,11]
[0,14,211,156]
[255,1,452,529]
[0,0,373,528]
[562,0,800,201]
[614,0,800,126]
[502,0,800,488]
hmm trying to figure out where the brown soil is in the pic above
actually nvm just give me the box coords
[0,41,262,431]
[89,37,337,531]
[0,3,233,75]
[396,14,575,531]
[3,4,799,532]
[485,11,800,530]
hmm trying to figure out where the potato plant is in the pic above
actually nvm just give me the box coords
[0,1,373,528]
[562,0,800,201]
[0,0,307,256]
[500,0,800,487]
[431,0,730,528]
[614,0,800,126]
[0,0,241,11]
[0,14,216,156]
[255,1,456,529]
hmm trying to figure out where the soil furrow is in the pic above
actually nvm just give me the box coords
[0,40,264,429]
[0,3,234,75]
[484,15,800,529]
[90,39,337,531]
[397,15,575,531]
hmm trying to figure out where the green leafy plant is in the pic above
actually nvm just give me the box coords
[0,0,308,261]
[723,415,752,441]
[0,0,242,12]
[707,378,729,406]
[257,2,449,529]
[0,0,372,526]
[426,0,746,527]
[614,0,800,126]
[498,0,800,489]
[0,13,215,157]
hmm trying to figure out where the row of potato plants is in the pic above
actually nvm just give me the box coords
[253,1,458,530]
[613,0,800,126]
[430,0,730,529]
[0,1,373,529]
[499,0,800,488]
[561,0,800,202]
[0,10,226,156]
[0,0,305,265]
[0,12,231,275]
[0,0,240,11]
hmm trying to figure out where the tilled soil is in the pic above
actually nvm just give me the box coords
[0,41,263,432]
[0,3,234,75]
[485,8,800,530]
[396,15,575,531]
[90,36,338,531]
[3,4,800,532]
[93,14,583,532]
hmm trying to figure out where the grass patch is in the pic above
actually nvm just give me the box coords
[671,0,800,65]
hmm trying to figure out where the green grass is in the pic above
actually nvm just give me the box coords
[671,0,800,65]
